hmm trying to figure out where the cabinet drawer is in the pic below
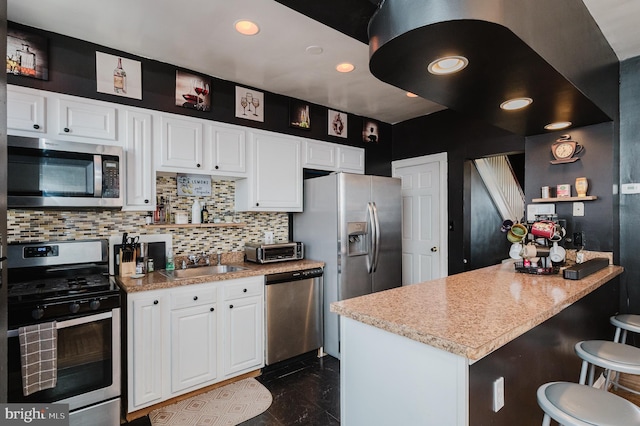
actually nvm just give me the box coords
[171,286,216,310]
[224,278,263,300]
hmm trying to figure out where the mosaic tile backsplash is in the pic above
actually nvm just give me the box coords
[7,176,289,256]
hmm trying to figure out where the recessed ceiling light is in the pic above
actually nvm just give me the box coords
[235,20,260,36]
[336,62,355,73]
[406,92,418,98]
[544,121,572,130]
[500,97,533,110]
[428,56,468,75]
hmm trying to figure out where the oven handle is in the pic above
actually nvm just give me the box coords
[7,310,114,338]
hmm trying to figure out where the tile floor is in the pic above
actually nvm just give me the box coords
[125,351,341,426]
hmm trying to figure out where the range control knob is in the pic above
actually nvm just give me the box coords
[90,300,101,310]
[69,302,81,314]
[32,307,45,320]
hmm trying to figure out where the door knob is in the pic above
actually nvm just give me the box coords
[431,247,438,252]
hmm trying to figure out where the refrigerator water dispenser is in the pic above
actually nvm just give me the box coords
[347,222,368,256]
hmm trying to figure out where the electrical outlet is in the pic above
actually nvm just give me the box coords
[493,377,505,412]
[573,202,584,217]
[573,232,584,247]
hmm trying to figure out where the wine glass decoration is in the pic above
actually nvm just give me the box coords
[251,96,260,116]
[240,97,248,115]
[235,86,264,122]
[245,93,253,113]
[176,71,211,111]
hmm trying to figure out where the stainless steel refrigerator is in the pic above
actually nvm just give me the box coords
[293,172,402,358]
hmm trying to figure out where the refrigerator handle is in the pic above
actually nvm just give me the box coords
[371,202,381,272]
[367,202,376,274]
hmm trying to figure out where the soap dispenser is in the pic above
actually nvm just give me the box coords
[191,198,201,224]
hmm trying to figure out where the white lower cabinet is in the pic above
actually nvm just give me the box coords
[129,291,164,409]
[126,276,264,413]
[223,278,264,376]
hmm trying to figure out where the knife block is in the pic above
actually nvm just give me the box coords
[119,249,136,277]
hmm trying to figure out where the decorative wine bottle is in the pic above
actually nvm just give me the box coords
[114,57,127,94]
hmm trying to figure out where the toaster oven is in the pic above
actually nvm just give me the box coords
[244,242,304,263]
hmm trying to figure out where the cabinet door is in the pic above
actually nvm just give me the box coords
[170,304,217,393]
[7,88,46,134]
[158,115,204,171]
[303,139,336,170]
[337,145,365,174]
[57,98,117,141]
[224,296,263,376]
[130,295,163,409]
[237,132,302,211]
[207,124,246,175]
[124,110,155,210]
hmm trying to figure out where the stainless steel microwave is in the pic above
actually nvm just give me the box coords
[7,136,123,208]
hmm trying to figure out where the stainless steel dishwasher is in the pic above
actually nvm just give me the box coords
[265,267,324,365]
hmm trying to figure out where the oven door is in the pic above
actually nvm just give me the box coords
[7,308,121,412]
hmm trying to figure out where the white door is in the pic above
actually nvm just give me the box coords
[224,296,263,375]
[392,153,448,284]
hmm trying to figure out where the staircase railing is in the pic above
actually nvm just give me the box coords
[474,156,525,222]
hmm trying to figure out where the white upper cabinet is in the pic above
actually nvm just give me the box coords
[235,131,302,212]
[123,110,155,211]
[7,86,46,134]
[57,98,118,141]
[337,144,365,173]
[301,138,365,174]
[303,139,336,170]
[205,123,246,176]
[157,114,204,172]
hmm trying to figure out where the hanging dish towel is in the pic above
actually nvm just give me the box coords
[19,321,58,396]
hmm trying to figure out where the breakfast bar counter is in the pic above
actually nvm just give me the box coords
[331,261,624,425]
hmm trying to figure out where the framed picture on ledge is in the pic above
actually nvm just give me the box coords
[289,101,311,130]
[328,109,347,138]
[7,26,49,80]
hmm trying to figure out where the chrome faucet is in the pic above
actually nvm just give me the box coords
[188,254,201,266]
[217,252,222,265]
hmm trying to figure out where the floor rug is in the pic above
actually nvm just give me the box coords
[149,378,272,426]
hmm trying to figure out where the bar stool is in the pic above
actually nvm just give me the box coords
[574,340,640,395]
[537,382,640,426]
[611,314,640,343]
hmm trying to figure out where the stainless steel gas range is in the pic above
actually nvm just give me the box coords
[6,239,121,426]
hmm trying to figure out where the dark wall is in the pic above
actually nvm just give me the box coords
[466,161,511,269]
[620,56,640,323]
[392,109,525,274]
[0,0,7,403]
[524,123,615,252]
[469,278,619,424]
[7,22,393,176]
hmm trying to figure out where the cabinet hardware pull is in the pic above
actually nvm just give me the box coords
[153,300,159,305]
[64,127,70,133]
[243,288,247,293]
[144,199,149,204]
[229,304,234,309]
[210,307,214,312]
[431,247,438,252]
[193,296,198,301]
[215,165,219,169]
[33,124,40,129]
[196,163,201,168]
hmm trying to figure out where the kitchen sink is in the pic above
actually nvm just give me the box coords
[159,265,248,279]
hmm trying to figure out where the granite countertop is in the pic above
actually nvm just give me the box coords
[117,259,324,293]
[331,261,624,361]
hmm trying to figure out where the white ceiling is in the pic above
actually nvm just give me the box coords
[7,0,640,125]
